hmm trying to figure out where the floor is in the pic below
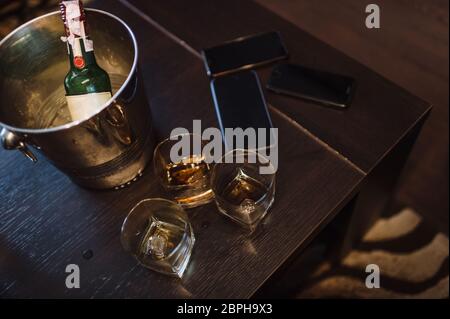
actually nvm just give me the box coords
[297,208,449,298]
[260,206,448,298]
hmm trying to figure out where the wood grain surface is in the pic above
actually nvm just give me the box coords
[0,0,434,298]
[0,0,364,298]
[127,0,431,173]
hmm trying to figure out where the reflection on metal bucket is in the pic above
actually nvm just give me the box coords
[0,9,154,189]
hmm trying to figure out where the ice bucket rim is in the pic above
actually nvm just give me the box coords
[0,8,139,135]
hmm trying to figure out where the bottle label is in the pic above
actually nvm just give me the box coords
[66,92,112,121]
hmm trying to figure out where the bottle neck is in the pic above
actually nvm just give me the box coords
[68,37,96,70]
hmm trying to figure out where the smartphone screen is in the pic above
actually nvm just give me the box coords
[210,71,275,150]
[202,31,288,77]
[267,63,356,108]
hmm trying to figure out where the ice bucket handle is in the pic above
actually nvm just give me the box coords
[1,128,38,163]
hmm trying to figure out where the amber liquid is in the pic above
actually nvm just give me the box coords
[164,156,213,206]
[221,169,268,206]
[164,156,209,186]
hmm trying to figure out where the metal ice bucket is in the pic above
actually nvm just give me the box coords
[0,9,154,189]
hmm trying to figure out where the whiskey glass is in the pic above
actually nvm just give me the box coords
[211,149,276,230]
[121,198,195,278]
[153,133,214,208]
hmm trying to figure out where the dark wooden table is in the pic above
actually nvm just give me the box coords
[0,0,430,298]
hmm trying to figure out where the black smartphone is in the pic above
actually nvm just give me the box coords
[210,71,275,150]
[267,63,356,109]
[202,31,288,78]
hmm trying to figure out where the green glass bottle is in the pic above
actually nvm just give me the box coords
[60,0,112,121]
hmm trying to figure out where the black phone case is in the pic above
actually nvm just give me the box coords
[202,31,289,78]
[267,63,356,109]
[210,71,275,150]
